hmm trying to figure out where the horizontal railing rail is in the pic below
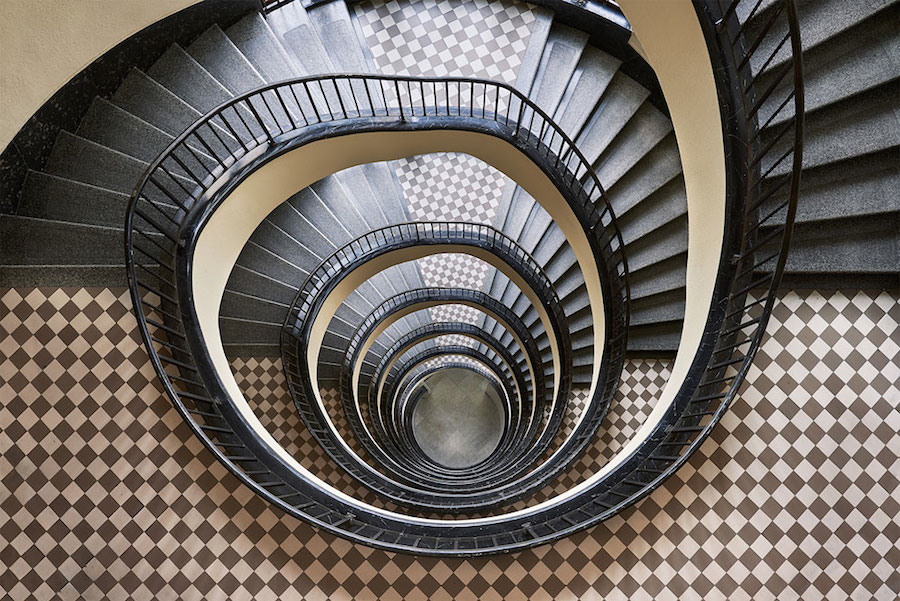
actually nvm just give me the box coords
[122,6,802,548]
[339,287,547,483]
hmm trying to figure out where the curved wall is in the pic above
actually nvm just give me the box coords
[0,0,202,151]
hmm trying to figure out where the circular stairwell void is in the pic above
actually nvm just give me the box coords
[409,368,505,470]
[121,0,803,555]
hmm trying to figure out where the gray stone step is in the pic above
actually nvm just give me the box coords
[111,69,203,136]
[226,13,300,83]
[629,257,687,300]
[750,0,895,73]
[77,97,175,163]
[623,218,688,273]
[76,97,216,178]
[766,79,899,176]
[764,149,898,225]
[287,187,353,249]
[275,8,334,76]
[515,8,555,93]
[236,239,311,289]
[148,44,234,113]
[0,216,122,265]
[775,215,899,274]
[0,265,125,287]
[310,176,373,236]
[43,132,149,194]
[574,72,649,165]
[526,25,589,116]
[16,171,128,228]
[223,343,281,358]
[361,162,411,223]
[607,135,684,219]
[629,289,686,327]
[627,323,682,355]
[43,132,194,203]
[617,176,688,245]
[219,316,282,346]
[307,0,370,73]
[553,46,621,138]
[594,103,673,189]
[220,289,289,324]
[188,25,299,133]
[227,264,298,306]
[187,25,267,95]
[762,6,900,126]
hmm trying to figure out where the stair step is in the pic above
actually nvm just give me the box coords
[307,0,371,73]
[277,7,335,76]
[77,97,175,163]
[111,69,203,137]
[595,103,673,189]
[773,216,899,274]
[766,80,899,176]
[617,176,687,244]
[553,46,621,138]
[575,72,649,164]
[148,44,234,113]
[623,217,688,273]
[227,264,297,306]
[607,135,684,218]
[0,215,122,265]
[44,132,149,194]
[629,289,686,327]
[17,172,128,228]
[0,265,126,287]
[765,149,899,225]
[236,239,311,288]
[629,257,687,300]
[527,25,590,116]
[220,289,289,324]
[762,7,900,126]
[514,8,555,93]
[188,25,267,95]
[627,323,682,354]
[219,316,282,346]
[287,187,351,249]
[223,343,281,358]
[310,176,371,236]
[226,13,300,83]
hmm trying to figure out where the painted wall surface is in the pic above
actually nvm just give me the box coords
[1,287,897,600]
[0,0,200,151]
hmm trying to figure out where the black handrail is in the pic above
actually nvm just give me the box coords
[279,222,592,511]
[394,361,510,473]
[368,322,530,481]
[339,287,549,481]
[124,0,801,549]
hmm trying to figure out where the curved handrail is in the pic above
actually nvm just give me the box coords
[395,361,510,472]
[279,222,594,511]
[339,287,549,479]
[124,2,801,549]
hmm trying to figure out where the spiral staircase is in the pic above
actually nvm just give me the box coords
[0,0,896,557]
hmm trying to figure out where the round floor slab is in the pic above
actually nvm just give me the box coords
[410,368,505,469]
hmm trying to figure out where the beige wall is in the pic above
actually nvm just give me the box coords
[0,0,201,151]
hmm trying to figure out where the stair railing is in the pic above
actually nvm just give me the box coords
[123,0,801,546]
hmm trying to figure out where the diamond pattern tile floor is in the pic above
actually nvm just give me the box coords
[2,287,898,600]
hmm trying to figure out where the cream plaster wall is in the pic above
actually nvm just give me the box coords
[0,0,200,150]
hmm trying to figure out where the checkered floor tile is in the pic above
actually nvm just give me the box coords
[354,0,536,323]
[2,287,898,600]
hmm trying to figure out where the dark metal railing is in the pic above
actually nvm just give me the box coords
[125,0,801,548]
[393,360,510,473]
[338,287,549,483]
[279,222,601,511]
